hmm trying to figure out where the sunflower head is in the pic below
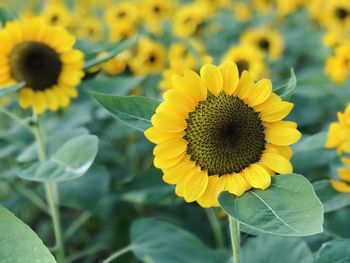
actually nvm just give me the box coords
[331,157,350,193]
[0,19,84,114]
[145,62,301,207]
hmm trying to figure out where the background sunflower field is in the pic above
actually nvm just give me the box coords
[1,0,350,262]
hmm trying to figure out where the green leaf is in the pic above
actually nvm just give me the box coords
[17,135,98,182]
[0,8,18,27]
[274,68,297,101]
[130,218,230,263]
[218,174,324,236]
[0,206,56,263]
[90,92,160,131]
[314,180,350,213]
[0,81,25,97]
[293,131,328,152]
[315,240,350,263]
[241,235,313,263]
[83,35,138,70]
[86,75,144,96]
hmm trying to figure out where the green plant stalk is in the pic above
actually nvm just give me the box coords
[102,245,134,263]
[205,208,224,248]
[229,216,240,263]
[33,121,65,263]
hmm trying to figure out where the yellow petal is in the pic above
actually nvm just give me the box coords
[261,152,293,174]
[330,180,350,193]
[32,91,47,115]
[222,173,247,196]
[162,155,195,184]
[144,126,184,144]
[18,88,34,109]
[44,89,58,111]
[237,71,254,100]
[183,69,207,101]
[200,64,223,96]
[163,89,195,113]
[338,168,350,183]
[154,152,185,169]
[246,79,272,107]
[243,164,271,190]
[151,112,187,132]
[265,144,293,160]
[341,157,350,166]
[265,123,301,146]
[197,175,220,208]
[219,61,239,95]
[153,138,187,159]
[259,99,294,122]
[183,168,209,202]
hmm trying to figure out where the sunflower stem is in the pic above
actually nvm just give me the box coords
[33,117,65,263]
[205,208,224,248]
[228,216,240,263]
[102,245,134,263]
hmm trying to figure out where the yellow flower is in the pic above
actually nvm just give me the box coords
[322,29,350,47]
[331,157,350,193]
[241,27,284,60]
[41,3,71,27]
[233,3,252,23]
[253,0,274,14]
[276,0,306,17]
[326,104,350,153]
[108,21,137,42]
[75,16,104,42]
[105,2,138,25]
[103,51,131,75]
[321,0,350,30]
[145,61,301,207]
[0,19,84,114]
[196,0,230,12]
[222,44,268,80]
[324,41,350,84]
[173,3,208,38]
[129,37,165,75]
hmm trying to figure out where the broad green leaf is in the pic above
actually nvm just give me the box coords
[273,68,297,101]
[90,92,160,131]
[83,35,138,70]
[0,206,56,263]
[0,8,18,27]
[293,132,327,152]
[17,135,98,182]
[17,128,89,163]
[86,76,144,95]
[0,81,25,97]
[315,240,350,263]
[241,235,313,263]
[219,174,324,236]
[324,206,350,238]
[314,180,350,213]
[130,218,230,263]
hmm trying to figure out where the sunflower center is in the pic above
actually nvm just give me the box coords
[148,54,157,63]
[236,59,249,76]
[9,41,62,91]
[335,8,349,20]
[184,93,266,176]
[258,38,270,51]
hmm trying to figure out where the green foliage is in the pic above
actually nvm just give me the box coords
[315,240,350,263]
[273,68,297,101]
[17,135,98,182]
[0,205,56,263]
[0,8,18,27]
[0,81,25,97]
[130,218,230,263]
[90,92,160,131]
[241,235,313,263]
[219,174,324,236]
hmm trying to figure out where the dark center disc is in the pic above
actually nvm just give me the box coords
[335,8,349,20]
[236,59,249,76]
[258,38,270,51]
[184,93,266,176]
[9,41,62,91]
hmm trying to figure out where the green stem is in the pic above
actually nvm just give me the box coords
[0,107,33,133]
[64,211,91,240]
[14,184,49,214]
[229,216,240,263]
[33,118,65,263]
[205,208,224,248]
[102,245,134,263]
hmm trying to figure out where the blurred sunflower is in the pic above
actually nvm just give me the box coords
[233,3,252,23]
[326,104,350,153]
[197,0,229,12]
[41,3,71,27]
[173,3,208,38]
[276,0,306,17]
[322,0,350,30]
[241,27,284,60]
[253,0,274,14]
[145,62,301,207]
[103,51,131,75]
[105,2,138,25]
[76,16,104,42]
[222,44,267,79]
[109,21,136,42]
[331,157,350,193]
[129,37,165,75]
[324,41,350,84]
[0,19,84,114]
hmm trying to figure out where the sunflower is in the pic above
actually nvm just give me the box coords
[41,3,72,27]
[145,62,301,207]
[129,37,165,75]
[173,3,208,38]
[0,19,84,114]
[105,2,139,25]
[109,21,137,42]
[241,27,284,60]
[103,51,131,75]
[233,3,252,23]
[324,41,350,84]
[75,16,104,42]
[222,44,267,80]
[330,157,350,193]
[321,0,350,30]
[276,0,306,17]
[326,103,350,153]
[253,0,274,14]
